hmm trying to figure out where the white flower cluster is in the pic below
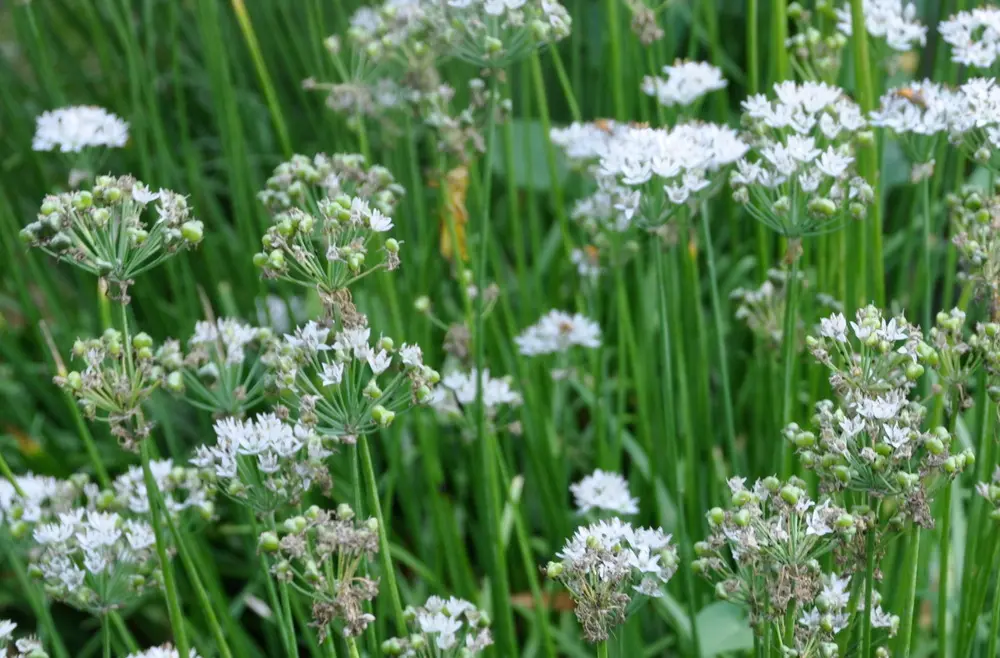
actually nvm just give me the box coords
[32,105,128,153]
[600,122,748,212]
[570,175,639,234]
[31,509,159,613]
[433,368,522,418]
[437,0,572,63]
[550,121,625,166]
[834,0,926,52]
[641,60,727,108]
[189,318,260,367]
[797,573,851,638]
[940,7,1000,68]
[113,458,213,518]
[871,81,958,137]
[271,322,439,442]
[192,413,332,512]
[947,78,1000,166]
[383,596,493,656]
[0,621,47,658]
[733,81,871,236]
[515,310,601,356]
[570,469,639,516]
[125,646,202,658]
[0,473,78,526]
[549,518,678,642]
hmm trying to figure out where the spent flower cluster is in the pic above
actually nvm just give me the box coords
[547,518,678,642]
[259,504,379,639]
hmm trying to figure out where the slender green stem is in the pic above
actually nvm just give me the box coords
[250,513,295,656]
[861,524,876,658]
[347,637,362,658]
[359,434,407,636]
[920,176,933,340]
[139,438,190,657]
[780,252,801,477]
[897,526,920,658]
[102,615,111,658]
[549,46,581,122]
[936,481,953,658]
[596,640,609,658]
[605,0,624,119]
[988,556,1000,658]
[700,201,741,473]
[652,242,677,492]
[772,0,789,82]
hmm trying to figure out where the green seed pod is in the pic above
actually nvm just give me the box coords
[181,220,204,243]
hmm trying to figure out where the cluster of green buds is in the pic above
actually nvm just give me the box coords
[949,185,1000,316]
[20,176,203,302]
[159,318,276,418]
[976,467,1000,522]
[785,2,847,84]
[342,0,437,71]
[253,197,401,320]
[258,504,379,639]
[692,476,861,628]
[382,596,494,657]
[920,308,982,410]
[418,78,512,163]
[55,329,176,451]
[972,321,1000,381]
[270,322,439,444]
[257,153,403,216]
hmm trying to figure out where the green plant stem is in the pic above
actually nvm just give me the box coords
[102,615,111,658]
[920,176,933,342]
[652,242,678,492]
[139,438,190,657]
[897,525,920,658]
[988,556,1000,658]
[780,252,801,477]
[861,522,876,658]
[347,637,362,658]
[605,0,624,119]
[700,201,740,473]
[596,640,609,658]
[936,480,953,658]
[359,434,407,636]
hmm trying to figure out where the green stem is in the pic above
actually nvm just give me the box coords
[597,640,609,658]
[347,637,362,658]
[936,481,953,658]
[358,434,407,636]
[605,0,624,119]
[780,252,801,477]
[897,526,920,658]
[700,201,741,473]
[861,524,876,658]
[102,615,111,658]
[920,175,933,339]
[139,439,190,657]
[987,555,1000,658]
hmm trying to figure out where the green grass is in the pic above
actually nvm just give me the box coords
[2,1,1000,657]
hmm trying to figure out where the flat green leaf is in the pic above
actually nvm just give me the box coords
[696,602,754,657]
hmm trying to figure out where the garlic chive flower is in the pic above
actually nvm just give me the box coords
[692,476,861,628]
[870,80,959,167]
[550,120,626,169]
[731,268,841,350]
[257,153,403,215]
[940,7,1000,69]
[429,0,572,67]
[516,310,602,356]
[112,459,214,520]
[254,196,401,318]
[641,60,727,109]
[382,595,493,656]
[975,466,1000,522]
[570,469,639,516]
[124,646,202,658]
[56,330,178,451]
[0,622,49,658]
[600,122,748,224]
[29,509,161,615]
[0,473,81,532]
[32,106,128,153]
[949,186,1000,312]
[799,306,974,523]
[547,518,678,642]
[20,176,203,302]
[834,0,926,53]
[191,413,333,514]
[947,78,1000,170]
[260,504,379,639]
[923,308,983,409]
[732,81,871,237]
[431,368,522,430]
[164,318,274,417]
[270,322,439,444]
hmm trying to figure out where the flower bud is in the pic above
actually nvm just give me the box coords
[734,510,751,527]
[808,198,837,218]
[385,238,400,253]
[414,296,431,313]
[258,531,280,553]
[545,561,564,578]
[181,220,204,243]
[707,507,725,526]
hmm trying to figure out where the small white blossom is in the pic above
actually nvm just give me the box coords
[836,0,926,52]
[32,106,129,153]
[641,60,728,107]
[570,469,639,515]
[515,310,601,356]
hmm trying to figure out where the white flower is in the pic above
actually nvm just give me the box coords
[0,619,16,644]
[815,147,853,178]
[836,0,926,52]
[124,646,204,658]
[284,321,331,353]
[819,313,848,342]
[367,349,392,375]
[805,499,833,536]
[437,369,522,412]
[398,343,424,368]
[941,8,1000,68]
[570,469,639,515]
[320,362,345,387]
[32,106,129,152]
[642,60,728,107]
[515,310,601,356]
[368,208,393,232]
[131,184,161,205]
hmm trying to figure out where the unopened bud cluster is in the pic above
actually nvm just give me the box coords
[20,176,202,302]
[259,504,379,639]
[56,330,181,451]
[976,467,1000,522]
[270,322,439,444]
[257,152,403,215]
[949,185,1000,314]
[382,595,493,656]
[693,476,861,627]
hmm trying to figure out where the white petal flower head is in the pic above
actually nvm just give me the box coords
[284,321,331,353]
[368,208,393,232]
[124,646,203,658]
[642,60,728,107]
[570,469,639,515]
[321,362,345,387]
[941,8,1000,68]
[819,312,849,342]
[515,310,601,356]
[836,0,926,52]
[33,105,129,153]
[0,619,16,644]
